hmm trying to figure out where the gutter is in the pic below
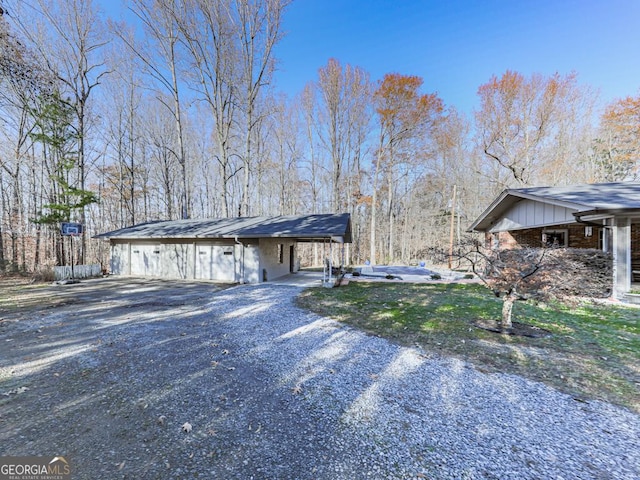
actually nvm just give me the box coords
[572,212,606,228]
[574,207,640,226]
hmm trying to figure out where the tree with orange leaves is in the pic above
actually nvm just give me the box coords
[370,73,443,264]
[590,95,640,181]
[476,70,590,187]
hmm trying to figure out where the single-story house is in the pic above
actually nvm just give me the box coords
[469,182,640,299]
[94,213,352,283]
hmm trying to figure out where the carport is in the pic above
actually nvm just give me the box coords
[94,213,352,284]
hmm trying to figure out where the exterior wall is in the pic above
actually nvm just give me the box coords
[490,199,576,232]
[236,241,260,283]
[632,224,640,280]
[108,237,294,284]
[163,240,195,279]
[110,241,130,275]
[194,241,236,281]
[491,224,602,249]
[259,238,297,281]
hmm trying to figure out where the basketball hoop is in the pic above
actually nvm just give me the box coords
[61,222,83,236]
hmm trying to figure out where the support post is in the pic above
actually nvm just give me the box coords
[612,217,631,299]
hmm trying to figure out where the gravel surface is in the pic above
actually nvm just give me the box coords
[1,279,639,479]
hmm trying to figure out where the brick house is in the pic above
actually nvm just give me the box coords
[469,182,640,299]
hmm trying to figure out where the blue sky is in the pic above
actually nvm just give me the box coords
[274,0,640,113]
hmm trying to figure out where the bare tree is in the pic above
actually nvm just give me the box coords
[315,58,372,213]
[117,0,190,219]
[175,0,240,218]
[232,0,289,217]
[0,6,52,271]
[9,0,109,263]
[475,70,593,188]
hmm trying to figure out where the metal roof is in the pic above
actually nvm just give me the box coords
[94,213,352,243]
[470,182,640,232]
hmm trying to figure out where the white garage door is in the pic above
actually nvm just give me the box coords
[195,244,213,280]
[130,244,161,277]
[196,244,235,281]
[213,246,235,282]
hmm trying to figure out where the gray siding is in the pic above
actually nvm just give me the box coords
[491,199,576,232]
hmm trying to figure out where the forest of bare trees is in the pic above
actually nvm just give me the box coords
[1,0,639,274]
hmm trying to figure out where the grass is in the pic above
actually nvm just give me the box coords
[296,282,640,413]
[0,277,51,314]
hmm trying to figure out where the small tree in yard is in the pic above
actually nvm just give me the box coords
[457,241,554,331]
[456,241,612,332]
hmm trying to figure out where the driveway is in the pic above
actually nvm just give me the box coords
[1,277,638,479]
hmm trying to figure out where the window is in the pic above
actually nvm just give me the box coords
[542,229,568,247]
[278,244,284,264]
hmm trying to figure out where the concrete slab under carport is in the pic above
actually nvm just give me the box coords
[269,270,325,288]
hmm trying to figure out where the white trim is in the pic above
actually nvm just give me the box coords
[542,228,569,247]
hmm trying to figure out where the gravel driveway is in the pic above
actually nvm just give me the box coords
[1,278,639,479]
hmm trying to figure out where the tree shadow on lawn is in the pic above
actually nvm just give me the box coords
[473,319,552,338]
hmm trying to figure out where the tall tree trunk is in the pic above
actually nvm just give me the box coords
[387,170,394,263]
[370,146,383,265]
[0,168,5,272]
[170,53,188,220]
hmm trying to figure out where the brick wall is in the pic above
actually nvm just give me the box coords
[491,224,601,249]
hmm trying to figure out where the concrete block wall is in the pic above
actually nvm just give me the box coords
[259,238,296,281]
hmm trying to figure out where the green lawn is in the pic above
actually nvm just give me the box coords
[296,282,640,413]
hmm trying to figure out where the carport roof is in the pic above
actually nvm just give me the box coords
[94,213,352,243]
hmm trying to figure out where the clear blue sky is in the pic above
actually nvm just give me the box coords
[274,0,640,113]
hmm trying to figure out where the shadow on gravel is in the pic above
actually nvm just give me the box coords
[1,278,638,480]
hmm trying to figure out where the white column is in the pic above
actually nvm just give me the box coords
[612,217,631,299]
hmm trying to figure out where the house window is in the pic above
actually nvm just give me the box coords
[278,244,284,264]
[542,229,568,247]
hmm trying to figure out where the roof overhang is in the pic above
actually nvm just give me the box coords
[94,213,353,243]
[468,189,585,232]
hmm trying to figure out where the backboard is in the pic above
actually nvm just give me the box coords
[61,222,83,236]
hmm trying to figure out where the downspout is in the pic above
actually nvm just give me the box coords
[234,237,245,284]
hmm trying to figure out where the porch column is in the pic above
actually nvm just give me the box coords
[612,217,631,299]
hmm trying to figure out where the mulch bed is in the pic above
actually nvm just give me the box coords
[474,319,552,338]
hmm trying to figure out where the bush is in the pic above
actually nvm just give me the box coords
[542,248,612,298]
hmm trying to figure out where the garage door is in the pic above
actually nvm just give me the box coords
[195,245,213,280]
[212,246,235,282]
[130,244,161,277]
[196,244,235,281]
